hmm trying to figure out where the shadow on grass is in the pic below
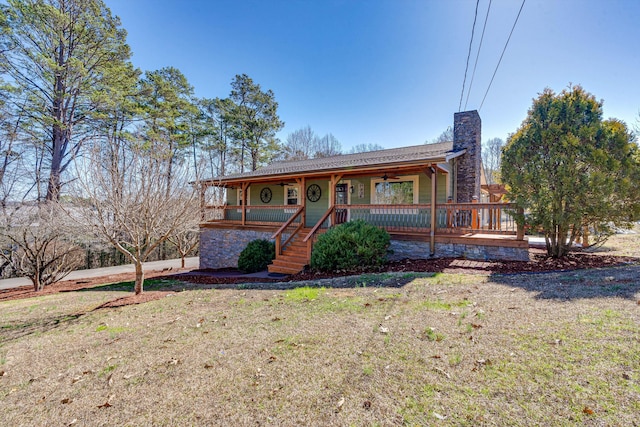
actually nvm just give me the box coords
[76,278,185,293]
[489,264,640,301]
[0,273,434,344]
[236,272,436,291]
[74,272,438,293]
[0,312,84,345]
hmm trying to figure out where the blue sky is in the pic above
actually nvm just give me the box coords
[108,0,640,150]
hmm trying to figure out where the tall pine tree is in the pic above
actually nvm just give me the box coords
[0,0,132,200]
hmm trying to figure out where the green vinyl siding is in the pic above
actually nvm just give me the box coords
[226,185,285,206]
[418,172,447,204]
[347,178,372,204]
[223,171,447,225]
[304,179,329,227]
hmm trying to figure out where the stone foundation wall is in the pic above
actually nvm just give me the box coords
[388,239,529,262]
[200,227,529,270]
[199,228,276,269]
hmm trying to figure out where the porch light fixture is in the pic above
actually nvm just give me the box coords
[349,185,354,194]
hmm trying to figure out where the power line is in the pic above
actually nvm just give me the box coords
[479,0,526,111]
[464,0,492,111]
[458,0,480,112]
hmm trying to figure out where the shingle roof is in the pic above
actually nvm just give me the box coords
[209,141,455,183]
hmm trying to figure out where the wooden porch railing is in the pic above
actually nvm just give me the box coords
[303,205,335,258]
[435,202,519,234]
[202,205,225,222]
[335,202,520,235]
[270,206,305,256]
[338,204,433,232]
[205,202,524,240]
[203,204,301,225]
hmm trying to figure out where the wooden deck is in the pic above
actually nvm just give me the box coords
[201,201,526,273]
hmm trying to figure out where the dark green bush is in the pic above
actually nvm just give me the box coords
[310,220,390,272]
[238,239,275,273]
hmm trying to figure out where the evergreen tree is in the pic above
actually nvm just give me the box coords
[502,85,640,257]
[138,67,198,191]
[0,0,132,200]
[228,74,284,172]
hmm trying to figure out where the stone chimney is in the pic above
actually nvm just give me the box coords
[453,110,481,203]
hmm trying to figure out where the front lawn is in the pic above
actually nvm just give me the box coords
[1,267,639,425]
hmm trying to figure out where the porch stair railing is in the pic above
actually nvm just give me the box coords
[268,206,307,274]
[268,205,335,275]
[268,227,315,275]
[265,201,525,275]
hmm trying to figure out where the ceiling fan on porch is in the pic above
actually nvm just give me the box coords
[381,173,400,181]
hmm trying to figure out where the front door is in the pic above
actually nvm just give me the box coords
[335,183,349,224]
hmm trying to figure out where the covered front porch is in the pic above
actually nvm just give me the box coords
[199,168,526,274]
[197,111,528,273]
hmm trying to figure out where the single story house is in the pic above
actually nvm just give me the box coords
[198,110,528,274]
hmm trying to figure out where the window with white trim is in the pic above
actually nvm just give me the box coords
[284,185,299,206]
[370,175,419,205]
[236,188,250,206]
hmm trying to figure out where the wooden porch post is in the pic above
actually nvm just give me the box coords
[241,182,249,225]
[471,196,479,229]
[275,234,281,256]
[488,205,494,230]
[516,207,525,240]
[430,165,437,256]
[329,174,342,226]
[297,177,306,227]
[200,183,206,221]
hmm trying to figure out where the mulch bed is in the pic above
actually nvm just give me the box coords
[1,250,637,306]
[176,249,638,285]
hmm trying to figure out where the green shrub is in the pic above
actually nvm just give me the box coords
[310,220,390,272]
[238,239,275,273]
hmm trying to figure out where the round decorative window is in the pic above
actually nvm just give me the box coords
[306,184,322,202]
[260,187,272,203]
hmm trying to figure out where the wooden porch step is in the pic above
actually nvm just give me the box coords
[268,264,305,275]
[269,258,307,270]
[268,228,316,275]
[273,251,306,261]
[285,240,307,249]
[268,257,307,274]
[279,252,308,263]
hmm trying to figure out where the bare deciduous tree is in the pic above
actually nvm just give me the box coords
[73,141,199,294]
[314,133,342,158]
[0,204,83,291]
[167,227,199,269]
[482,137,504,185]
[430,127,453,144]
[349,143,385,154]
[281,125,317,160]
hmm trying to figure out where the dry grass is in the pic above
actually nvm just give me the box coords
[1,231,640,426]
